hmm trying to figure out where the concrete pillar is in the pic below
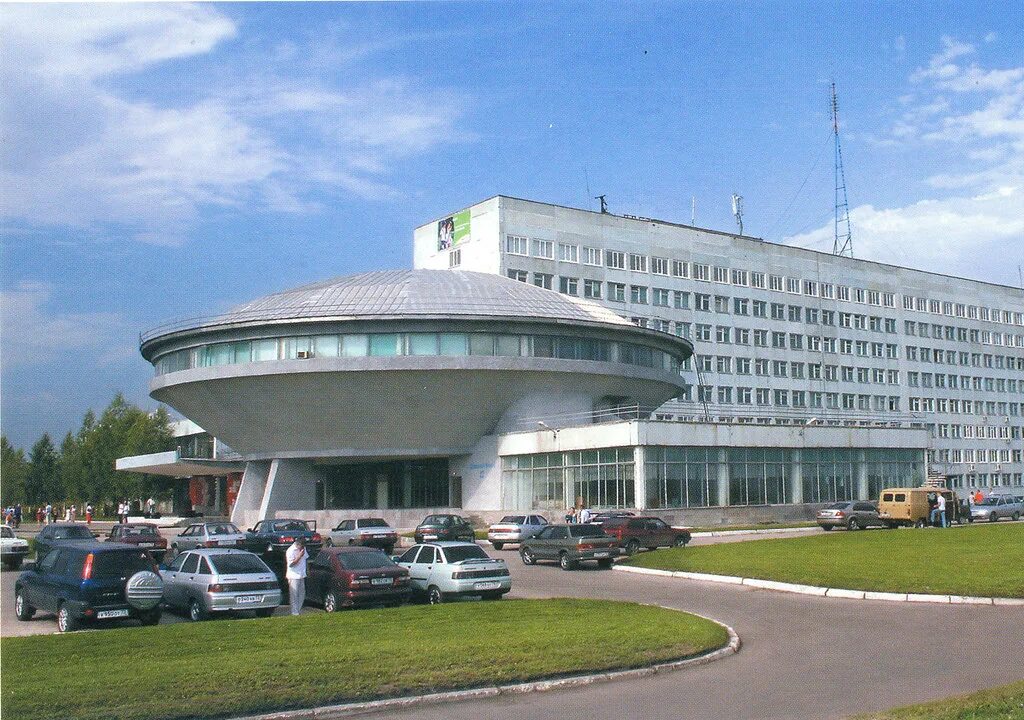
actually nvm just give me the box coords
[633,446,646,510]
[402,462,413,508]
[716,448,730,507]
[789,449,803,504]
[856,450,869,500]
[231,461,271,530]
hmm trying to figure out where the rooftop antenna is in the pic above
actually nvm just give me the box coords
[831,81,854,257]
[595,194,608,214]
[731,193,743,235]
[691,196,696,225]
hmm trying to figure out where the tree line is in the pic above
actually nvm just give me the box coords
[1,394,175,511]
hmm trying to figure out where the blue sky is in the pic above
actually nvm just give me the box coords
[2,2,1022,449]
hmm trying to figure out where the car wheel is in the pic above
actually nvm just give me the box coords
[139,608,161,626]
[989,513,998,523]
[624,539,640,556]
[820,525,832,531]
[914,519,926,529]
[482,591,503,601]
[323,591,338,613]
[15,589,35,620]
[1013,512,1020,522]
[256,607,275,618]
[324,538,333,547]
[559,552,576,571]
[492,542,504,551]
[597,559,613,569]
[520,548,536,565]
[674,536,689,548]
[427,586,443,605]
[847,518,860,531]
[189,598,207,622]
[57,603,77,633]
[6,558,23,570]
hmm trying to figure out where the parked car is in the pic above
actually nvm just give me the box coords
[33,522,96,563]
[519,524,621,570]
[487,514,548,549]
[306,546,410,611]
[327,518,398,553]
[971,495,1023,523]
[245,519,323,563]
[413,515,476,544]
[396,541,511,604]
[878,488,967,528]
[1,525,30,570]
[587,511,636,524]
[14,542,163,632]
[171,522,247,556]
[599,516,691,555]
[160,549,280,621]
[816,501,884,531]
[107,523,169,560]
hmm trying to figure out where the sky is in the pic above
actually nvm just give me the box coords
[1,2,1022,450]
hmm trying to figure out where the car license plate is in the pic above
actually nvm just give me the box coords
[235,595,263,604]
[138,542,154,548]
[371,577,393,586]
[423,534,437,540]
[593,552,610,558]
[97,609,129,619]
[474,581,501,590]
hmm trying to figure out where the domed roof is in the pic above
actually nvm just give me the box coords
[143,270,637,342]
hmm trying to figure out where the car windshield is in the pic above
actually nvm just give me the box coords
[210,554,269,574]
[422,516,451,526]
[54,526,93,540]
[359,519,389,528]
[569,526,608,538]
[92,550,153,578]
[443,545,489,562]
[499,516,526,524]
[337,551,392,569]
[271,520,310,532]
[208,523,241,535]
[127,526,159,536]
[824,503,850,510]
[978,498,1001,506]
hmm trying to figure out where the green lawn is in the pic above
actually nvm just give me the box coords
[854,681,1024,719]
[624,523,1024,597]
[0,599,728,720]
[689,521,817,533]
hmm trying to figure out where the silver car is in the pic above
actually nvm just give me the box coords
[161,549,281,621]
[816,501,884,531]
[487,514,548,550]
[971,495,1023,522]
[171,522,247,555]
[396,541,511,604]
[327,518,399,553]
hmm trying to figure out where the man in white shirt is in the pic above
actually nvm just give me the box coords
[285,537,307,615]
[931,493,947,528]
[578,507,592,524]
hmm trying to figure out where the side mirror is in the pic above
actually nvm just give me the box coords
[248,528,255,533]
[391,556,402,563]
[158,564,168,571]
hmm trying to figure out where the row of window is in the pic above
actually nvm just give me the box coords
[946,473,1023,488]
[907,371,1023,395]
[936,448,1022,464]
[697,358,902,384]
[501,234,1023,328]
[684,386,903,411]
[154,332,686,375]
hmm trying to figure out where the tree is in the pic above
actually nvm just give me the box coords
[1,436,28,503]
[25,433,60,505]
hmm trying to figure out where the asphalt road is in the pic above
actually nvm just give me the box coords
[3,523,1022,720]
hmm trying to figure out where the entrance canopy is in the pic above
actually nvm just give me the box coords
[115,450,244,478]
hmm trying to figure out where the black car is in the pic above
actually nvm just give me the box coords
[14,542,163,632]
[413,514,476,544]
[34,523,95,563]
[245,519,323,565]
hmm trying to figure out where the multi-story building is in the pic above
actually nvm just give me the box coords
[415,195,1024,492]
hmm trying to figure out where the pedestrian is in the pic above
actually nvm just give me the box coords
[973,489,984,505]
[13,503,22,528]
[565,507,576,523]
[44,503,53,524]
[35,506,43,523]
[3,507,12,526]
[85,503,94,524]
[285,536,307,616]
[70,504,77,522]
[579,507,592,524]
[930,493,947,528]
[146,497,156,518]
[63,506,71,522]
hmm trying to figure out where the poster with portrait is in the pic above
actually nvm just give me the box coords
[437,209,471,251]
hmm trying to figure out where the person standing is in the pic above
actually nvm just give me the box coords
[70,504,77,522]
[285,536,307,616]
[13,503,22,528]
[931,493,947,528]
[45,502,53,524]
[579,507,592,524]
[146,497,156,518]
[85,503,94,524]
[974,489,984,505]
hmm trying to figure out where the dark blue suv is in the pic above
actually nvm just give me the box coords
[15,542,164,632]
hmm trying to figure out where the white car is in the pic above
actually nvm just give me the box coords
[396,541,511,605]
[327,518,399,553]
[487,514,548,549]
[1,525,29,570]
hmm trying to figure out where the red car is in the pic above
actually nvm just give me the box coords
[304,546,411,611]
[106,523,168,561]
[599,516,691,556]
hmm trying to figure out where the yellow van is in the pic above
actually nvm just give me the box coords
[877,487,966,528]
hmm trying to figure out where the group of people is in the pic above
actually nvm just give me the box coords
[3,504,22,528]
[929,488,988,528]
[5,498,164,527]
[564,507,593,524]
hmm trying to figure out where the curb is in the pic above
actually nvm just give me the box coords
[613,565,1024,606]
[230,612,740,720]
[689,526,819,538]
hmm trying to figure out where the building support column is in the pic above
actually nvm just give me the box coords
[402,462,413,508]
[633,446,646,510]
[716,448,730,507]
[856,450,869,500]
[789,449,803,504]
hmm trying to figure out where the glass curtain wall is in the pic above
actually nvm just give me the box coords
[645,447,717,508]
[501,448,634,510]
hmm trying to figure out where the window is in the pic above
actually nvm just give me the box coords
[629,253,648,272]
[671,260,689,277]
[753,329,768,347]
[448,249,461,267]
[532,239,553,258]
[753,300,767,318]
[673,291,690,309]
[715,295,730,313]
[558,277,578,296]
[583,247,602,266]
[651,257,669,275]
[558,243,578,263]
[609,282,626,302]
[786,277,800,294]
[716,326,731,343]
[605,250,625,269]
[837,285,850,301]
[735,328,750,345]
[653,288,670,306]
[693,263,710,281]
[695,293,711,311]
[731,269,748,286]
[532,273,553,290]
[507,269,528,283]
[583,280,602,299]
[788,305,802,322]
[734,298,749,315]
[630,285,648,304]
[750,272,766,289]
[696,324,712,341]
[772,332,787,348]
[713,266,729,283]
[769,274,783,291]
[771,303,785,320]
[803,280,817,296]
[505,235,528,255]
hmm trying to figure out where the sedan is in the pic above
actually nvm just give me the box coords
[519,524,621,570]
[33,523,96,563]
[487,514,548,550]
[161,549,280,621]
[396,542,511,604]
[1,525,29,570]
[327,518,398,554]
[107,523,169,560]
[171,522,247,555]
[413,515,476,544]
[306,546,410,611]
[816,501,885,531]
[971,495,1023,522]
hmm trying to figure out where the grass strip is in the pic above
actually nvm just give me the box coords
[0,598,728,720]
[623,522,1024,597]
[854,680,1024,719]
[688,521,817,533]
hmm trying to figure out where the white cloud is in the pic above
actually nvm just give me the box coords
[0,282,126,369]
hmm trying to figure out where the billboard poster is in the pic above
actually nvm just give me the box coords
[437,209,471,250]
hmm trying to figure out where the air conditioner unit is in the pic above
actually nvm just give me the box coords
[296,350,313,359]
